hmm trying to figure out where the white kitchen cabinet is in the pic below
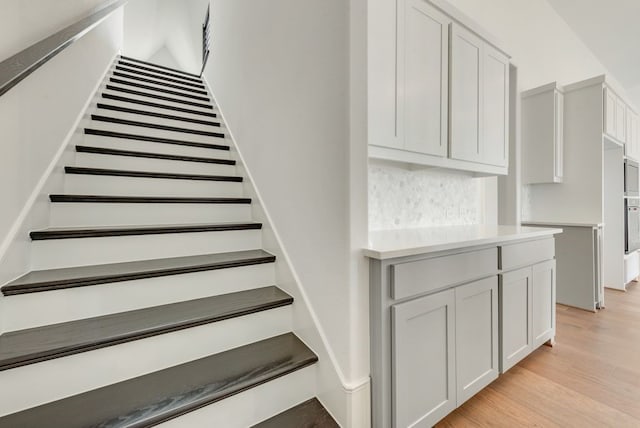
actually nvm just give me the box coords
[455,276,499,405]
[499,266,532,373]
[392,289,456,428]
[450,23,509,167]
[532,260,556,348]
[396,0,450,157]
[626,107,640,161]
[604,87,627,143]
[522,83,564,184]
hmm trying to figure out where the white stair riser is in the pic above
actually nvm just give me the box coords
[3,264,276,331]
[117,60,202,85]
[95,95,220,124]
[84,118,227,146]
[94,107,223,133]
[64,174,243,198]
[82,134,231,159]
[158,366,316,428]
[73,152,236,175]
[49,203,252,228]
[32,229,263,270]
[101,87,214,115]
[0,309,292,417]
[106,72,210,104]
[102,81,212,107]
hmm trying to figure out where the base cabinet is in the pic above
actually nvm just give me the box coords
[499,259,556,372]
[392,290,456,428]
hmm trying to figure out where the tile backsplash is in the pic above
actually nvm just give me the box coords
[368,161,482,231]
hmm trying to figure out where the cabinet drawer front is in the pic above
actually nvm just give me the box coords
[392,247,497,300]
[499,238,554,271]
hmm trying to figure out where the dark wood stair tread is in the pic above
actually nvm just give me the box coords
[96,103,219,126]
[75,145,234,165]
[84,129,229,150]
[2,249,275,295]
[30,222,262,241]
[114,65,205,89]
[117,60,202,84]
[0,286,292,371]
[102,93,216,117]
[64,166,241,182]
[120,55,201,79]
[49,194,251,204]
[105,84,212,109]
[253,398,340,428]
[0,333,316,427]
[112,71,208,95]
[109,77,210,102]
[91,114,224,137]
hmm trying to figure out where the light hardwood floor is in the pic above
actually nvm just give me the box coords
[438,281,640,427]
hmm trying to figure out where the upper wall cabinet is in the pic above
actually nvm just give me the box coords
[604,87,627,144]
[368,0,511,177]
[397,0,450,157]
[626,106,639,161]
[450,24,509,168]
[522,83,564,184]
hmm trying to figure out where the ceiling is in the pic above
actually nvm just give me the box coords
[546,0,640,105]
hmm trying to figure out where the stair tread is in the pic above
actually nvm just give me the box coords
[30,222,262,240]
[49,194,251,204]
[109,77,210,102]
[120,55,202,79]
[96,103,219,126]
[75,145,234,165]
[90,114,224,137]
[2,249,275,295]
[84,129,229,150]
[112,71,208,95]
[0,333,315,427]
[102,93,216,117]
[253,398,340,428]
[114,65,205,89]
[0,286,292,371]
[65,166,241,182]
[105,84,212,110]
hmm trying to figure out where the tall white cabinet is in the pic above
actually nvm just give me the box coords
[369,0,511,176]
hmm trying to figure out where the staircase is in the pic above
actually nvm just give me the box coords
[0,55,338,427]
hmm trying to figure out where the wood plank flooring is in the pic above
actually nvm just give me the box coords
[438,282,640,427]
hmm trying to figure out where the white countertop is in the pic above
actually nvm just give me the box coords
[364,225,562,260]
[523,221,604,228]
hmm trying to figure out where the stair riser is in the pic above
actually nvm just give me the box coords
[64,174,243,198]
[32,229,263,270]
[102,86,213,114]
[106,72,209,101]
[158,366,316,428]
[83,134,230,159]
[97,95,218,123]
[84,118,226,146]
[49,203,252,228]
[94,106,222,133]
[74,152,236,175]
[3,264,276,330]
[0,308,292,417]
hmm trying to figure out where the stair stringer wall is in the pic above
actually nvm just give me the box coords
[0,12,124,333]
[203,79,362,427]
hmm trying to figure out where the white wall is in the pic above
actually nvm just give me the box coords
[123,0,208,74]
[203,0,370,424]
[0,6,124,331]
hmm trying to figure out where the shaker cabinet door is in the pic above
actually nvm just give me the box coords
[398,0,450,157]
[392,289,456,428]
[499,267,533,373]
[532,260,556,348]
[455,276,499,405]
[482,44,509,167]
[450,23,483,163]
